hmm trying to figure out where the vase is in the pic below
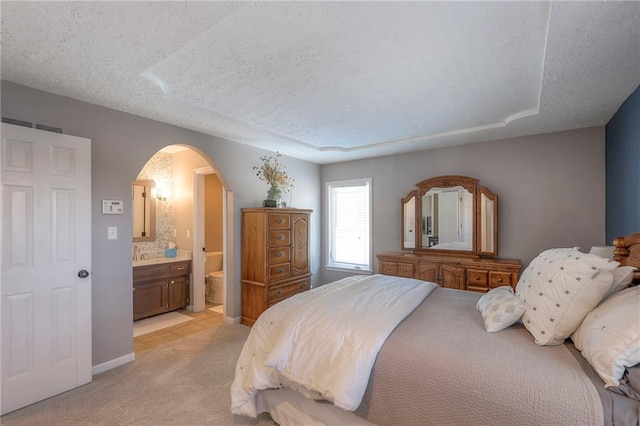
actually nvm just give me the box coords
[264,185,283,208]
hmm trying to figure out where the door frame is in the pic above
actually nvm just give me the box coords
[192,166,232,320]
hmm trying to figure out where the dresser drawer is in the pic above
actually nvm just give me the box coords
[268,247,291,264]
[397,262,414,278]
[268,230,291,247]
[268,213,290,229]
[466,269,488,291]
[269,279,310,305]
[490,271,512,288]
[269,263,291,281]
[381,261,398,276]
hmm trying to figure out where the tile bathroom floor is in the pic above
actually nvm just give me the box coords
[133,303,224,353]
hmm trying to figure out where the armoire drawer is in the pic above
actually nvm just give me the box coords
[268,213,290,229]
[269,263,291,281]
[268,247,291,264]
[269,279,310,305]
[268,230,291,247]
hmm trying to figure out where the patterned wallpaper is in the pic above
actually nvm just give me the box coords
[134,152,175,257]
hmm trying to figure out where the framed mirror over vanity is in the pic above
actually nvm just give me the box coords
[132,179,156,242]
[381,175,520,293]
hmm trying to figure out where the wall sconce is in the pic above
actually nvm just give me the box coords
[156,187,171,201]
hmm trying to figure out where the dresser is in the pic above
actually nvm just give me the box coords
[241,208,312,326]
[133,259,191,321]
[378,252,520,292]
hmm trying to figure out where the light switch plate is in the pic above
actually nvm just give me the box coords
[107,227,118,240]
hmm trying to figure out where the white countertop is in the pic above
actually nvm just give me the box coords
[132,256,191,268]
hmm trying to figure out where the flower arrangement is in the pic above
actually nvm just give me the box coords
[253,152,295,201]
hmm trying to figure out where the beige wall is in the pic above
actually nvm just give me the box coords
[205,173,223,252]
[172,150,210,252]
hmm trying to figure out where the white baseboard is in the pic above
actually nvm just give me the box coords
[225,315,241,325]
[92,352,135,376]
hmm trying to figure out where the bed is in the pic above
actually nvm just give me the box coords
[231,233,640,425]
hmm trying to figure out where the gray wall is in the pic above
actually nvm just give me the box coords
[1,81,322,367]
[320,127,606,284]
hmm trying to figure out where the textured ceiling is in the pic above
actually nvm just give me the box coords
[1,2,639,164]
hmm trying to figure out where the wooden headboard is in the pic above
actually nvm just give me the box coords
[613,232,640,283]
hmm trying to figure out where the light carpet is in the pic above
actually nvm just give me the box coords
[1,324,276,425]
[133,311,194,337]
[208,305,224,314]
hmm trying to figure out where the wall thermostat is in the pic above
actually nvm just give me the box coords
[102,200,124,214]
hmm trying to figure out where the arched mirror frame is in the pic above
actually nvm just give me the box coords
[132,179,156,243]
[401,175,498,257]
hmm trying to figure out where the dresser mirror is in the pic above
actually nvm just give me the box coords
[401,175,498,257]
[132,179,156,242]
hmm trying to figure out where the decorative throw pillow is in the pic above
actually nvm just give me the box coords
[515,248,618,346]
[572,286,640,388]
[476,286,526,332]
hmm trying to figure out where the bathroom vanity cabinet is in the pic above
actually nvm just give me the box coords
[241,208,312,326]
[133,260,191,321]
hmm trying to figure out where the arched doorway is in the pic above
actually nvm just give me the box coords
[131,145,233,349]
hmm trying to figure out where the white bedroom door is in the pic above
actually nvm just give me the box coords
[1,123,92,415]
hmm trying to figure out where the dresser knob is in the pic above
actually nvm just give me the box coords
[475,276,480,280]
[278,218,285,224]
[277,268,284,274]
[275,290,282,297]
[278,235,285,240]
[301,283,307,288]
[498,278,503,283]
[278,251,285,257]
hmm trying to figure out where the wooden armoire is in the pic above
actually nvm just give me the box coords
[241,208,312,326]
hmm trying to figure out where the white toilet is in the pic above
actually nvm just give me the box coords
[205,252,224,304]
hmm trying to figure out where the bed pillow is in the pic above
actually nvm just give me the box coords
[609,365,640,401]
[476,286,526,332]
[515,248,618,346]
[602,266,636,300]
[572,286,640,388]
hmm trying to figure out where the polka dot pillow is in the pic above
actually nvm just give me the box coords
[515,248,619,346]
[476,286,526,332]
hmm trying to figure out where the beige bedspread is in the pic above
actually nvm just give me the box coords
[354,287,604,425]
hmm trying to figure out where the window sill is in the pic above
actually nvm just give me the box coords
[325,266,372,275]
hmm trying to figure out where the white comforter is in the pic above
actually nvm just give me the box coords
[230,274,437,417]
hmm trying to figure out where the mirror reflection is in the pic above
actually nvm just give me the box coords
[479,189,496,254]
[402,193,416,249]
[132,179,156,242]
[422,186,474,251]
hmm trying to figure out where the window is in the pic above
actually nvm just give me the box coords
[326,178,372,273]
